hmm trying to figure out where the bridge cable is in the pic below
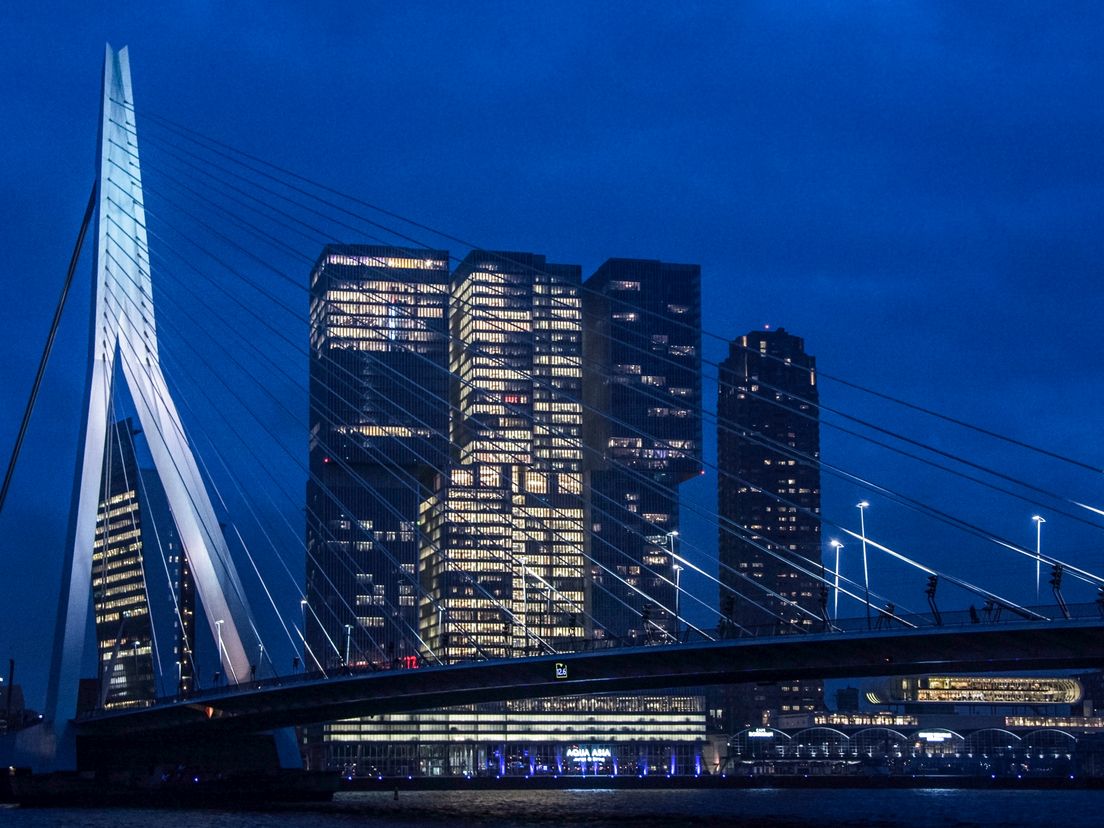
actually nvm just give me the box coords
[112,173,900,635]
[101,183,750,649]
[103,141,865,627]
[116,104,1104,478]
[101,149,949,631]
[107,168,830,640]
[122,239,689,650]
[98,236,285,683]
[97,166,733,649]
[99,246,346,674]
[103,128,1068,635]
[100,234,511,666]
[97,231,463,675]
[0,181,97,516]
[112,127,1104,579]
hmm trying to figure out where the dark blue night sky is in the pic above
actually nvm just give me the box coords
[2,2,1103,704]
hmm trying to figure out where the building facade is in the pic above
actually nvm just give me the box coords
[306,245,450,670]
[136,462,195,694]
[583,259,702,642]
[92,418,156,708]
[172,534,195,693]
[420,251,588,660]
[733,673,1104,779]
[867,675,1084,708]
[322,695,707,777]
[306,247,704,774]
[716,328,824,728]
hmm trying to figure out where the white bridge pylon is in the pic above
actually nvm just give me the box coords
[46,45,257,735]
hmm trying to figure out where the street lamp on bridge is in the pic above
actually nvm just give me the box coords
[857,501,871,629]
[664,531,681,641]
[672,563,684,642]
[215,619,225,685]
[519,556,529,656]
[1032,515,1046,603]
[829,540,844,622]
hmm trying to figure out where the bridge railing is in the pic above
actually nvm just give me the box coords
[686,600,1102,642]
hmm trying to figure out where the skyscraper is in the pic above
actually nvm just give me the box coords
[583,259,702,642]
[421,251,588,661]
[173,538,195,693]
[306,245,450,671]
[717,327,824,726]
[307,247,708,777]
[92,418,155,708]
[138,462,195,694]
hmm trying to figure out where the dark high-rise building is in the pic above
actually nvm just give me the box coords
[583,259,702,642]
[421,251,588,661]
[136,462,195,693]
[306,245,450,671]
[92,418,156,708]
[717,327,823,727]
[170,526,195,693]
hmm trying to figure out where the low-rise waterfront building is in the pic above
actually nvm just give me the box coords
[320,694,707,777]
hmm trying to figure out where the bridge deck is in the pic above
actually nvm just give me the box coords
[77,618,1104,736]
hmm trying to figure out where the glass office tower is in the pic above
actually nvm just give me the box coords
[92,417,156,708]
[306,245,450,670]
[717,327,824,727]
[420,251,588,661]
[583,259,702,642]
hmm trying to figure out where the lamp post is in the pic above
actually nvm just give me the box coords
[672,564,684,642]
[344,624,353,667]
[520,556,529,656]
[1032,515,1046,602]
[665,531,680,641]
[829,541,844,622]
[857,501,871,629]
[215,619,224,684]
[300,597,308,667]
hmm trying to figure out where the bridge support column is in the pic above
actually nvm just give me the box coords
[33,43,261,774]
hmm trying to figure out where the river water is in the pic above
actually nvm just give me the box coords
[2,788,1100,826]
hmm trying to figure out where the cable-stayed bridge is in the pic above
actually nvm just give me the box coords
[78,612,1104,738]
[3,44,1104,786]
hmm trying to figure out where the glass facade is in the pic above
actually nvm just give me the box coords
[717,328,824,728]
[583,259,702,642]
[306,245,450,670]
[725,725,1081,778]
[422,252,588,660]
[869,675,1084,705]
[92,418,156,709]
[307,248,705,775]
[322,695,706,777]
[137,464,195,694]
[172,537,195,693]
